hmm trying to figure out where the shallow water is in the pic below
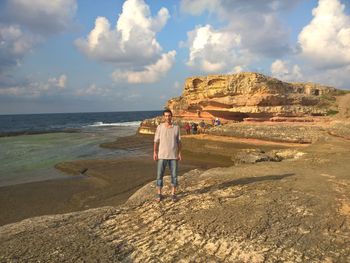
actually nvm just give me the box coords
[0,126,140,186]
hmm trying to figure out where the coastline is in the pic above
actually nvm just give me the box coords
[0,132,298,226]
[1,132,349,262]
[2,71,350,261]
[0,134,232,226]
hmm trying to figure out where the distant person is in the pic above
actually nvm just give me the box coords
[214,118,221,126]
[184,122,191,135]
[199,119,206,133]
[191,122,198,134]
[153,109,182,202]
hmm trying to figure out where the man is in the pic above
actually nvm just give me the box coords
[184,122,191,135]
[191,122,198,134]
[199,119,206,134]
[153,109,182,202]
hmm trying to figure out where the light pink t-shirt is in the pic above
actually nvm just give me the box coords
[154,123,181,159]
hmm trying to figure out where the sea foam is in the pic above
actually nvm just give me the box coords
[87,121,141,127]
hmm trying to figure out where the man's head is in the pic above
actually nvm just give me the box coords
[163,109,173,124]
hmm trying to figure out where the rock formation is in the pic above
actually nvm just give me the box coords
[167,72,341,122]
[138,116,163,135]
[139,72,348,135]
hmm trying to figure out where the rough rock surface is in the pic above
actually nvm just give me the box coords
[230,148,304,164]
[166,72,341,122]
[1,74,349,262]
[138,72,348,136]
[208,123,325,144]
[138,116,163,135]
[1,136,350,262]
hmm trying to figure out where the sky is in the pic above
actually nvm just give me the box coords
[0,0,350,114]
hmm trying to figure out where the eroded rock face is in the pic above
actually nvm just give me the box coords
[166,72,339,122]
[138,72,347,137]
[138,116,163,134]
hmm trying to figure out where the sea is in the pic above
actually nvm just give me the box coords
[0,111,162,187]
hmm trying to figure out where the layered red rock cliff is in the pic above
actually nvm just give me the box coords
[139,72,345,134]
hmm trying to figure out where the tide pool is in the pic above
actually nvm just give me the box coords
[0,126,139,186]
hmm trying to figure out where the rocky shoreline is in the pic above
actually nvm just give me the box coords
[1,73,350,262]
[1,132,350,262]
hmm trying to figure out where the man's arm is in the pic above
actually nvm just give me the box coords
[177,141,182,161]
[153,125,160,161]
[153,142,159,161]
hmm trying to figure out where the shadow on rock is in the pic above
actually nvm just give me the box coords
[191,173,295,195]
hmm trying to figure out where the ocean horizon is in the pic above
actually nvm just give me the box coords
[0,110,162,136]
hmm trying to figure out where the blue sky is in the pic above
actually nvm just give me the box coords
[0,0,350,114]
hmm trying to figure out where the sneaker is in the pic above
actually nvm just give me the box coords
[171,194,178,202]
[155,194,163,202]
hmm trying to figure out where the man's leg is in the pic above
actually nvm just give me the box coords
[156,159,166,200]
[169,159,178,196]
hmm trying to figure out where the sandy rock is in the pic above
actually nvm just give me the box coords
[231,149,305,164]
[1,136,350,262]
[138,73,348,141]
[327,120,350,139]
[208,123,325,143]
[271,149,306,160]
[232,149,281,164]
[138,116,163,134]
[167,72,341,122]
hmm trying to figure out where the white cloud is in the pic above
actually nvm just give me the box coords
[0,24,43,71]
[75,0,170,66]
[180,0,219,16]
[117,0,169,40]
[0,87,26,97]
[289,62,350,89]
[232,66,245,74]
[0,74,69,98]
[75,83,111,97]
[181,0,294,73]
[271,60,289,76]
[298,0,350,69]
[309,65,350,88]
[185,24,245,73]
[48,74,67,89]
[0,0,77,73]
[111,50,176,83]
[181,0,299,16]
[5,0,77,34]
[76,0,175,84]
[0,25,38,55]
[271,59,303,81]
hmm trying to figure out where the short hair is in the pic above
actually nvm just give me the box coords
[163,109,173,116]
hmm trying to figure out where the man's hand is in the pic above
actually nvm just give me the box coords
[178,153,182,161]
[153,142,159,161]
